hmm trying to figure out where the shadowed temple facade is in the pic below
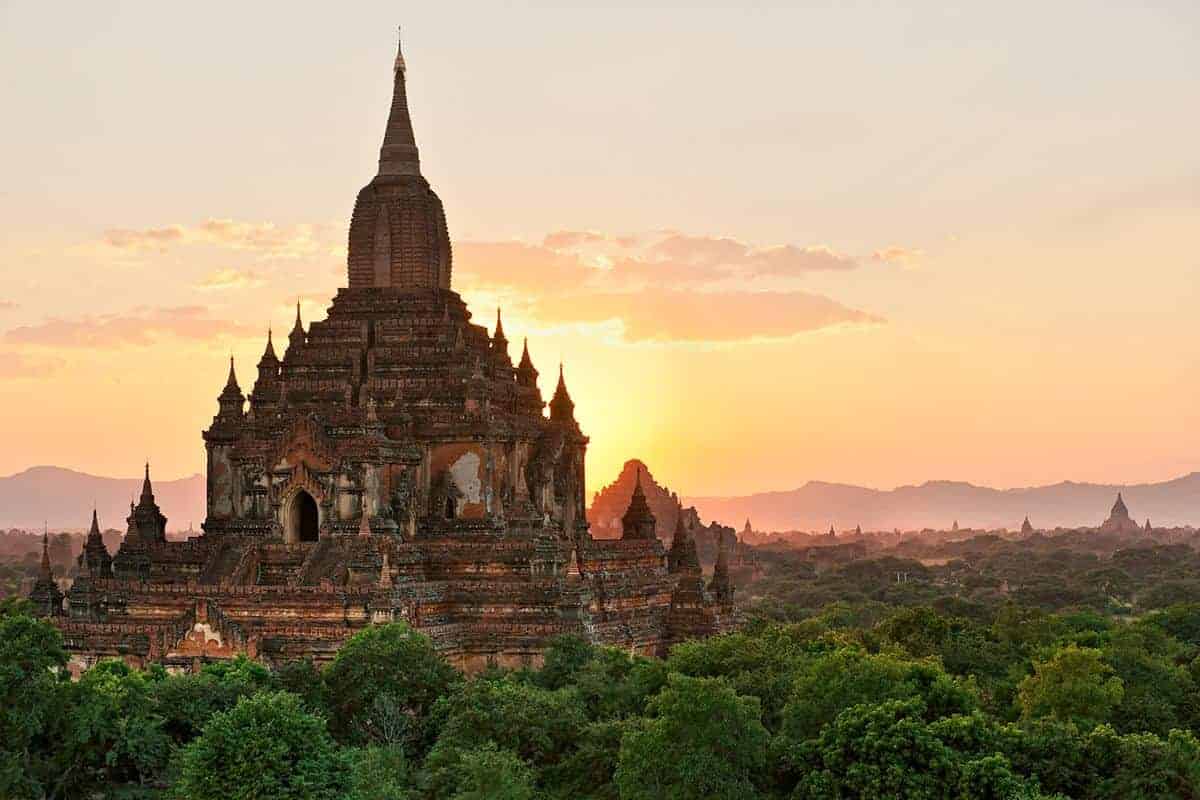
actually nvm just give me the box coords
[33,35,737,674]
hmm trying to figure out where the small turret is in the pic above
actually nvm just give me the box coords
[288,302,306,352]
[1021,516,1034,535]
[517,338,539,388]
[621,468,657,541]
[217,356,245,418]
[79,508,113,577]
[667,505,701,575]
[28,525,65,617]
[114,464,167,579]
[549,364,576,423]
[708,529,734,606]
[251,329,282,407]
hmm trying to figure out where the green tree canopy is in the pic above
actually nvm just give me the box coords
[1017,645,1125,729]
[615,673,769,800]
[323,622,460,748]
[173,690,349,800]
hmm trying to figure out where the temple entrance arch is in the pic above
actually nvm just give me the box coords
[285,490,320,543]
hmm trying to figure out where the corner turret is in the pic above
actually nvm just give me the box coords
[621,468,657,541]
[28,526,64,617]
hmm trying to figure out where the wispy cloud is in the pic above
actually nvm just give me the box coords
[0,350,63,378]
[456,229,900,343]
[871,246,924,267]
[194,268,266,291]
[4,306,255,349]
[98,218,332,259]
[0,301,19,311]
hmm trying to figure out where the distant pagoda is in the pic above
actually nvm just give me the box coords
[1099,492,1141,534]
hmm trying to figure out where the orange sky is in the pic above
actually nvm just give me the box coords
[1,3,1197,497]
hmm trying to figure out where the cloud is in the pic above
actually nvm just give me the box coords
[456,229,897,343]
[4,306,255,349]
[531,289,880,342]
[0,351,63,378]
[871,246,924,266]
[99,218,329,258]
[195,268,266,291]
[0,301,19,311]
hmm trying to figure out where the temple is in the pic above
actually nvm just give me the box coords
[1099,492,1141,535]
[34,32,736,674]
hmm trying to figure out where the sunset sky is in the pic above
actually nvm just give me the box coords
[1,1,1197,498]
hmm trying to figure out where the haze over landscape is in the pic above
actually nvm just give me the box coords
[2,1,1198,507]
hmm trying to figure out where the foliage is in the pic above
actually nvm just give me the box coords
[323,622,461,749]
[173,691,350,800]
[0,612,68,799]
[9,592,1200,798]
[1017,645,1125,729]
[614,673,769,800]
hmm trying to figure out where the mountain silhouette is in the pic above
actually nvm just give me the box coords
[686,473,1200,532]
[0,466,205,532]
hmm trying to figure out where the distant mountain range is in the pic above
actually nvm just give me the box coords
[0,466,206,532]
[6,464,1200,536]
[685,473,1200,533]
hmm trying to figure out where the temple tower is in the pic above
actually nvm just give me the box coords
[347,32,452,290]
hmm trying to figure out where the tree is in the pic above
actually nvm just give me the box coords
[323,622,460,748]
[667,626,813,730]
[347,745,414,800]
[543,720,627,800]
[0,613,68,800]
[153,655,276,743]
[781,648,975,743]
[791,699,1045,800]
[536,634,599,690]
[450,742,536,800]
[615,673,769,800]
[1082,725,1200,800]
[173,691,350,800]
[64,659,172,790]
[421,677,586,799]
[1017,645,1124,729]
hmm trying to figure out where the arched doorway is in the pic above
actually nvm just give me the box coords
[289,491,319,543]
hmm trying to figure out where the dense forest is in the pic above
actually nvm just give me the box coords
[5,530,1200,799]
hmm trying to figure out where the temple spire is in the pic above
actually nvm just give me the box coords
[225,356,240,392]
[40,523,52,580]
[289,302,306,350]
[262,328,278,363]
[517,337,539,388]
[140,463,154,504]
[378,26,421,177]
[550,363,575,422]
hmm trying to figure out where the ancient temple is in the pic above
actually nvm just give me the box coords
[35,33,736,674]
[1099,492,1141,535]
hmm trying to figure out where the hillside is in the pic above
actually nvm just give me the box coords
[687,473,1200,532]
[0,466,206,532]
